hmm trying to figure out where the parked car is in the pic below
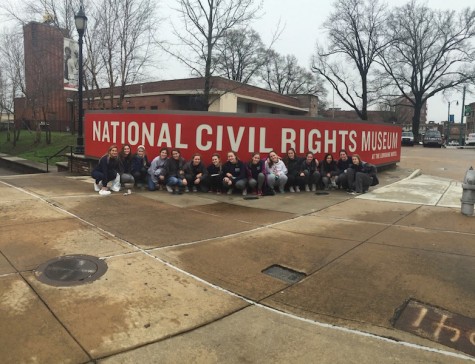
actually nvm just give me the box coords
[466,133,475,146]
[423,130,443,148]
[401,131,414,146]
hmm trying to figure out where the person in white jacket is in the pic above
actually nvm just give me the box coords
[265,151,288,193]
[147,147,168,191]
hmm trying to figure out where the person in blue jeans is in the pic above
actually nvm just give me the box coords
[184,153,209,192]
[160,148,187,194]
[246,152,267,195]
[118,144,134,186]
[347,154,379,194]
[91,145,120,195]
[147,147,169,191]
[222,151,247,195]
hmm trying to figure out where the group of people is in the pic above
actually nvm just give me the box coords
[91,145,379,196]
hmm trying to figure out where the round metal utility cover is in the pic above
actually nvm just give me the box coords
[35,255,108,287]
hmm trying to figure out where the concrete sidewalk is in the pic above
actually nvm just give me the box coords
[1,168,474,363]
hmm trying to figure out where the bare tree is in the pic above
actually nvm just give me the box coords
[1,0,158,111]
[84,0,156,109]
[379,0,475,140]
[261,51,327,97]
[311,0,389,120]
[0,29,28,144]
[214,27,268,84]
[170,0,262,110]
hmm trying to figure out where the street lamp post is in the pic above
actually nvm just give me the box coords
[460,85,466,146]
[74,5,87,154]
[447,100,458,144]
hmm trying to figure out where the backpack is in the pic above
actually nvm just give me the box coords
[263,185,275,196]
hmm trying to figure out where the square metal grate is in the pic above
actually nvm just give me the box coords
[262,264,306,284]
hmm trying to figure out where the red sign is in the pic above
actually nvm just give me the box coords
[85,111,401,166]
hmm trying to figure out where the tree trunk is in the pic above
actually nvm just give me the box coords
[412,100,423,143]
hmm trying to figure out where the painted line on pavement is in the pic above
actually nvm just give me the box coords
[1,179,474,362]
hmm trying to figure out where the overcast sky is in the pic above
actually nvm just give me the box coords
[1,0,472,123]
[160,0,474,123]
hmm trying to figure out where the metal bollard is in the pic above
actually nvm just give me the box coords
[461,166,475,216]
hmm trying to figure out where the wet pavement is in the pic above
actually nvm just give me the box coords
[1,146,475,363]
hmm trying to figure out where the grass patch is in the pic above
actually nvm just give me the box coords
[0,130,77,164]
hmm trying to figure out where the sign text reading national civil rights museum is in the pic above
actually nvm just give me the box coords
[85,112,401,166]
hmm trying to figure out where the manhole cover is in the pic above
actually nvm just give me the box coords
[393,299,475,357]
[35,255,108,287]
[262,264,306,283]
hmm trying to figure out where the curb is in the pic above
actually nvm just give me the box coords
[405,169,422,180]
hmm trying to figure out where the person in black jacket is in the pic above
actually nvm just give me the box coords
[91,145,120,195]
[336,149,353,190]
[207,153,223,194]
[131,145,150,187]
[184,153,209,192]
[222,151,247,195]
[299,152,321,192]
[160,148,187,194]
[118,144,134,186]
[320,153,339,190]
[283,148,304,192]
[246,153,267,195]
[347,154,379,194]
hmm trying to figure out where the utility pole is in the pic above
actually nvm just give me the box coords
[460,86,466,146]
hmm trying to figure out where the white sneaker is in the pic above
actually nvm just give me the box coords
[111,185,121,192]
[279,187,285,194]
[99,189,111,196]
[295,186,301,192]
[227,188,234,195]
[166,185,173,193]
[184,187,190,193]
[289,186,295,193]
[94,181,102,192]
[331,181,338,189]
[192,186,198,192]
[311,184,316,192]
[242,189,247,196]
[305,185,310,192]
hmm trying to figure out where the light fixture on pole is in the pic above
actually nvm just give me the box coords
[74,5,87,154]
[447,100,458,144]
[460,85,466,146]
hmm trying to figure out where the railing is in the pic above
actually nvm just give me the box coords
[45,145,73,173]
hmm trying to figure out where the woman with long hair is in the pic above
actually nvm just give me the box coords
[147,147,169,191]
[160,148,187,194]
[283,148,303,192]
[246,152,267,195]
[118,144,134,186]
[347,154,379,194]
[299,151,321,192]
[222,151,247,195]
[184,153,209,192]
[207,153,224,194]
[320,153,339,190]
[91,145,120,195]
[265,150,288,193]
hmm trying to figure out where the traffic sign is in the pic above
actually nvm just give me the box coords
[465,105,472,116]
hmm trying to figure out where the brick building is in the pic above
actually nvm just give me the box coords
[14,22,319,133]
[15,22,75,132]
